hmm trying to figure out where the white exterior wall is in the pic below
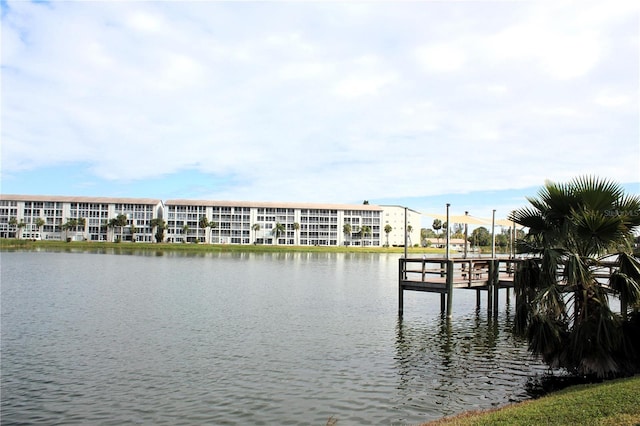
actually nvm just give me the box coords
[381,206,422,247]
[0,195,162,242]
[0,195,389,247]
[163,200,383,246]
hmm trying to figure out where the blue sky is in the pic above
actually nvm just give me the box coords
[1,0,639,226]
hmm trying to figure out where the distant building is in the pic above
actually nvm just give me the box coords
[0,194,429,248]
[380,205,421,247]
[425,237,470,252]
[0,195,162,242]
[163,199,383,246]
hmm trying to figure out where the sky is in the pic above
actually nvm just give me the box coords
[1,0,639,225]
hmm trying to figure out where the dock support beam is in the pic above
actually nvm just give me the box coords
[398,259,404,316]
[446,260,454,318]
[492,259,500,316]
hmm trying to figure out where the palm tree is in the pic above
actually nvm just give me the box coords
[407,224,413,247]
[106,219,116,242]
[210,221,218,233]
[359,225,372,246]
[62,218,78,241]
[293,222,300,246]
[115,214,128,242]
[8,217,17,238]
[343,223,352,246]
[433,219,442,246]
[108,214,128,242]
[8,217,25,239]
[252,223,261,244]
[77,217,86,240]
[182,224,190,243]
[101,220,110,241]
[420,228,429,247]
[150,218,166,243]
[199,216,210,244]
[511,176,640,378]
[35,217,45,238]
[272,222,286,245]
[384,224,392,247]
[16,220,26,240]
[129,223,137,242]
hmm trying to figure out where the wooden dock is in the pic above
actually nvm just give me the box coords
[398,257,517,318]
[399,257,623,318]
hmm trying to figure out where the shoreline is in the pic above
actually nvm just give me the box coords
[420,375,640,425]
[0,239,507,256]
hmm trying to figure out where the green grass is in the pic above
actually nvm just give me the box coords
[424,376,640,426]
[0,238,446,255]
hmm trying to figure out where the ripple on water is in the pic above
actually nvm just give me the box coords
[1,251,550,425]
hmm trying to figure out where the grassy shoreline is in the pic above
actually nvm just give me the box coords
[0,238,454,255]
[423,375,640,426]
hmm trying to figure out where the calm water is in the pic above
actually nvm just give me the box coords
[1,250,548,425]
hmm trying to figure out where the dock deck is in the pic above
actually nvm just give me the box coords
[398,257,517,317]
[399,257,620,318]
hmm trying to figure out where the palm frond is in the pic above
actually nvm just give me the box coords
[611,253,640,306]
[513,176,640,376]
[571,208,630,256]
[610,272,640,307]
[567,303,621,377]
[614,194,640,229]
[541,180,578,221]
[570,176,624,211]
[527,312,565,364]
[510,207,547,232]
[515,238,543,255]
[540,248,563,287]
[562,252,594,288]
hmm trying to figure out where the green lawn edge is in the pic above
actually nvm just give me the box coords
[424,375,640,426]
[0,238,455,255]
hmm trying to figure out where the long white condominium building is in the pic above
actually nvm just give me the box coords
[0,195,162,242]
[164,200,383,246]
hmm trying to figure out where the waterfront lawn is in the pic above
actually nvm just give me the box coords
[0,238,446,254]
[425,375,640,426]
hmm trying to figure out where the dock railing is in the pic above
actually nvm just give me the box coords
[399,256,625,318]
[399,257,522,318]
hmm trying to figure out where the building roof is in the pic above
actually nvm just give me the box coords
[380,205,422,214]
[0,194,162,204]
[0,194,384,211]
[164,199,383,211]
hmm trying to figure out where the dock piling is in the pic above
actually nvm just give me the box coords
[398,258,404,316]
[399,257,517,318]
[446,260,454,318]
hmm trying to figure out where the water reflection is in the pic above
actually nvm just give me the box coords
[1,250,547,425]
[394,307,542,420]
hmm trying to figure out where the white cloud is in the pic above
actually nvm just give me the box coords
[278,62,335,81]
[415,43,467,73]
[482,0,616,81]
[594,91,633,108]
[332,73,397,99]
[486,85,508,96]
[125,11,166,33]
[1,0,638,203]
